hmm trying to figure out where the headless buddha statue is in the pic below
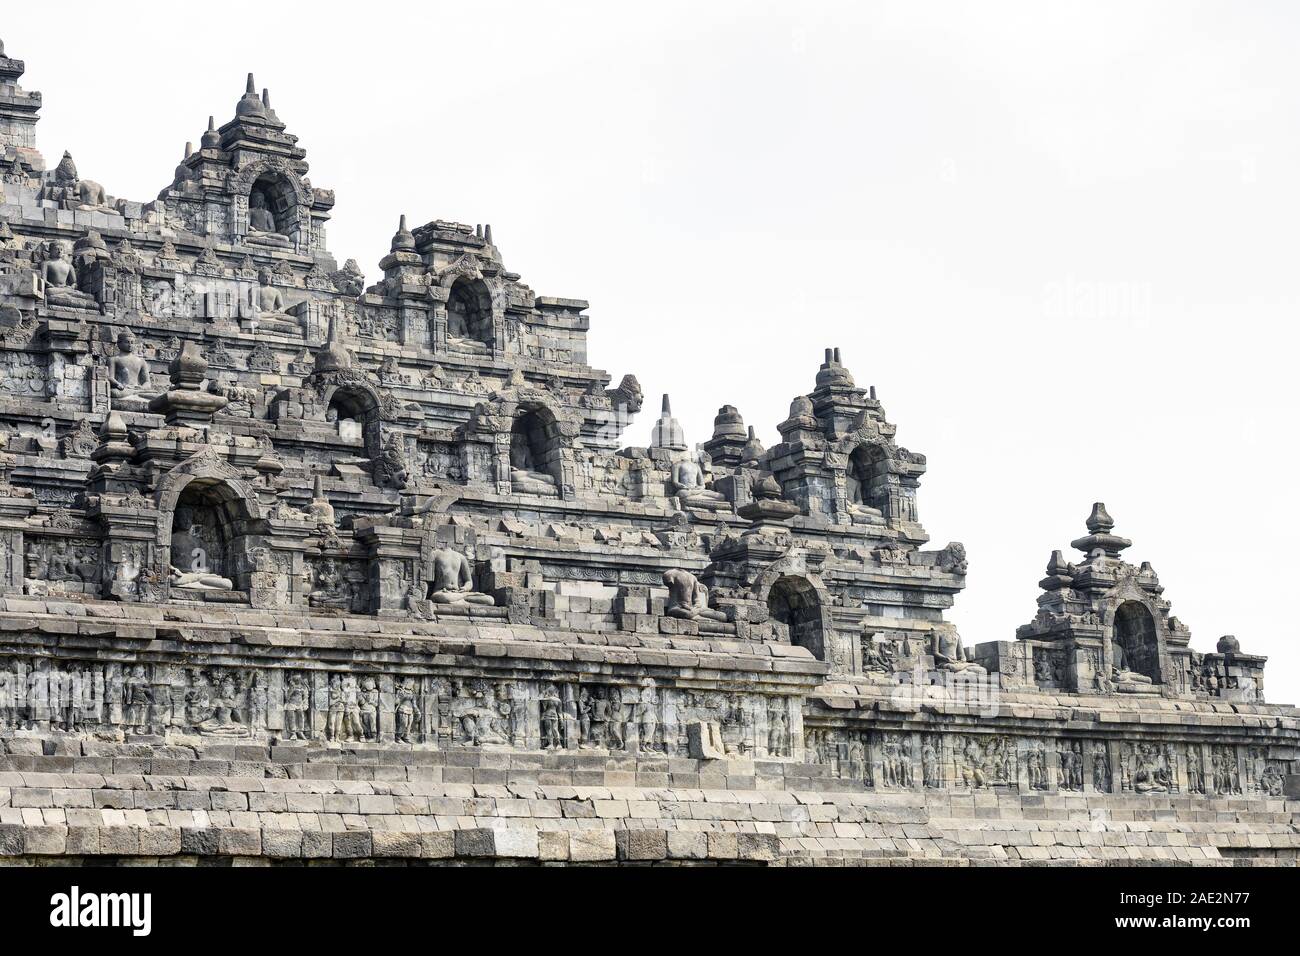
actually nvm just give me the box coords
[671,457,728,511]
[509,431,558,496]
[427,548,495,606]
[663,569,727,622]
[1111,639,1153,686]
[932,629,986,675]
[845,470,885,524]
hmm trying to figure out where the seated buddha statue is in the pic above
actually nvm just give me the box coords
[670,457,728,511]
[509,432,559,496]
[427,548,495,606]
[932,629,986,675]
[663,569,727,622]
[169,512,234,592]
[845,472,885,525]
[1111,640,1153,686]
[40,242,98,310]
[107,331,158,408]
[249,269,300,334]
[245,191,290,248]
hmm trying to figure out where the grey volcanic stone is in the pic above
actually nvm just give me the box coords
[0,38,1292,867]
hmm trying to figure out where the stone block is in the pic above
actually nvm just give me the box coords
[262,830,304,859]
[301,831,334,859]
[538,830,570,861]
[569,829,618,862]
[219,829,262,857]
[0,824,23,856]
[688,722,727,760]
[372,830,423,858]
[332,831,373,858]
[179,825,220,858]
[617,828,668,861]
[707,832,740,860]
[23,825,66,855]
[138,827,182,857]
[420,831,455,859]
[455,828,497,858]
[667,830,709,860]
[737,832,780,862]
[491,827,540,859]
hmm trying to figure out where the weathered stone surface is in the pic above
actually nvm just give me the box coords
[0,40,1293,867]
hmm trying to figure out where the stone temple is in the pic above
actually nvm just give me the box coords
[0,40,1296,866]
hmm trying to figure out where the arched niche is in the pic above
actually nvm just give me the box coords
[231,159,312,243]
[162,478,262,595]
[446,277,494,348]
[322,383,384,455]
[326,385,377,444]
[846,443,889,517]
[248,174,296,236]
[1113,600,1161,683]
[508,405,561,496]
[767,575,827,661]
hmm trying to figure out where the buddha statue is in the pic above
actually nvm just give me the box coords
[107,331,156,406]
[670,456,728,511]
[509,430,559,496]
[41,152,112,211]
[427,548,496,606]
[663,569,727,622]
[845,461,885,524]
[169,508,234,591]
[1111,639,1153,686]
[244,190,291,249]
[254,268,286,314]
[40,242,98,310]
[170,565,235,592]
[932,629,986,675]
[308,558,352,610]
[248,191,279,235]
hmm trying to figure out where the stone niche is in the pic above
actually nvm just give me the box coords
[508,406,562,497]
[1112,599,1162,683]
[445,276,494,349]
[766,575,828,661]
[163,479,262,599]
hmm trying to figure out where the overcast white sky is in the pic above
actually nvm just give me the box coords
[6,2,1298,700]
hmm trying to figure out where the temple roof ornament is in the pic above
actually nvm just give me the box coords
[1070,502,1132,558]
[649,394,687,452]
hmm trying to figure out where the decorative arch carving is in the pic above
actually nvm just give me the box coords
[759,571,832,662]
[153,451,264,549]
[151,451,267,598]
[229,158,313,208]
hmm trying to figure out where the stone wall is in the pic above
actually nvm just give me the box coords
[0,38,1296,865]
